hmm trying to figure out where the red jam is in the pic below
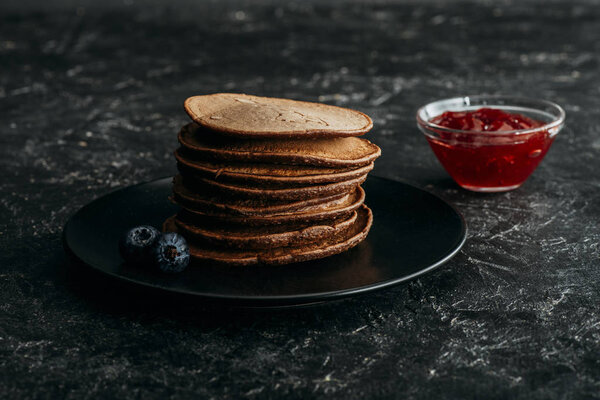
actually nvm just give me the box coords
[425,108,553,191]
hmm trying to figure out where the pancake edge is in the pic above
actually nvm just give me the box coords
[163,204,373,266]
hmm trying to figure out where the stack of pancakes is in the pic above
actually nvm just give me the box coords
[163,93,381,266]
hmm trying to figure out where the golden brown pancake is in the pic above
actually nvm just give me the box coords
[178,123,381,168]
[171,210,358,250]
[171,175,352,217]
[164,94,380,266]
[177,185,365,227]
[175,149,374,186]
[162,204,373,266]
[180,173,367,201]
[184,93,373,138]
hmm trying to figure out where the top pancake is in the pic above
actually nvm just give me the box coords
[184,93,373,138]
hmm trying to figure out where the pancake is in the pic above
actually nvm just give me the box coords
[180,173,367,201]
[162,204,373,266]
[171,210,358,250]
[184,93,373,138]
[172,175,352,217]
[177,185,365,227]
[178,123,381,168]
[175,149,374,186]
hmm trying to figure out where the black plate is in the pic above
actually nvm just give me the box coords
[63,176,466,307]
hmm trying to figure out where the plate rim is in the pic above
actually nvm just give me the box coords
[62,176,467,306]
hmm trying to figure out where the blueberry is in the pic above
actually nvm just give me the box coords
[154,232,190,273]
[119,225,161,265]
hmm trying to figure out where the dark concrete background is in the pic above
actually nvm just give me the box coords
[1,0,599,399]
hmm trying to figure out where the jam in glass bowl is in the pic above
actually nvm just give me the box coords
[416,95,565,192]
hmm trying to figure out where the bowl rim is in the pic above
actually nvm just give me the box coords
[416,95,566,136]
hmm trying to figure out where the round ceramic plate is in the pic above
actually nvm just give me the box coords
[63,176,466,307]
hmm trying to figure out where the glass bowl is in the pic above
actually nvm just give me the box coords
[416,95,565,192]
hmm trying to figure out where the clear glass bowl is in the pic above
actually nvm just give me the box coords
[416,95,565,192]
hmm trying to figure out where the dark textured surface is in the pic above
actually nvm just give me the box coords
[1,0,599,399]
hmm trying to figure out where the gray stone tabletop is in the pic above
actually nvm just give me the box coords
[0,0,598,398]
